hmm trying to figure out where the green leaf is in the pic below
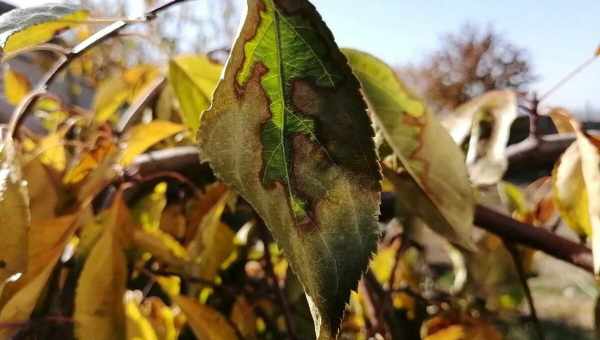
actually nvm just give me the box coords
[0,130,29,286]
[198,1,381,338]
[444,90,518,186]
[0,4,88,54]
[169,54,222,132]
[74,195,130,340]
[343,49,474,249]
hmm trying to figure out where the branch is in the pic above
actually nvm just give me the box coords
[7,0,189,138]
[127,146,595,275]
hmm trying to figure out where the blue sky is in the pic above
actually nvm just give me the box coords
[311,0,600,116]
[13,0,600,115]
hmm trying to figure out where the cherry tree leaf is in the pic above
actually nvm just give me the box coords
[0,128,29,286]
[173,296,238,340]
[119,121,185,166]
[74,195,131,340]
[0,4,88,54]
[551,110,600,273]
[0,214,79,339]
[3,66,30,105]
[197,1,381,338]
[444,90,518,186]
[169,54,222,132]
[344,49,475,249]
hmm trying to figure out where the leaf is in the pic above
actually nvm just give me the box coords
[125,298,159,340]
[0,130,29,285]
[231,296,257,339]
[38,132,67,171]
[548,107,576,134]
[444,90,518,186]
[133,229,189,268]
[3,66,30,105]
[119,121,185,166]
[169,54,222,132]
[187,190,235,281]
[133,182,168,231]
[172,296,238,340]
[0,4,88,54]
[0,214,78,339]
[74,195,130,340]
[344,49,475,249]
[197,1,381,337]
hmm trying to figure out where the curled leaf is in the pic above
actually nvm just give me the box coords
[198,0,381,337]
[344,48,475,249]
[0,4,88,54]
[445,90,518,186]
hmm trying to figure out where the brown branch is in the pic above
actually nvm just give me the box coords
[7,0,190,138]
[127,146,595,275]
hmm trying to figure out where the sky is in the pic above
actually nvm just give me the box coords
[10,0,600,116]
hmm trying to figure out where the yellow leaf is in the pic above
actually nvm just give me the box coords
[173,296,238,340]
[22,158,59,219]
[74,196,131,340]
[552,143,591,236]
[133,182,167,231]
[126,299,159,340]
[64,137,116,184]
[0,4,88,53]
[0,131,29,285]
[38,132,67,171]
[119,121,185,166]
[548,107,576,134]
[169,54,222,132]
[187,190,235,281]
[93,74,130,123]
[3,66,30,105]
[0,214,78,339]
[369,245,397,284]
[133,229,189,268]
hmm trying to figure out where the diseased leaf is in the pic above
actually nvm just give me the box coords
[0,4,88,54]
[74,195,131,340]
[344,49,474,249]
[0,129,29,286]
[444,90,518,186]
[0,214,78,339]
[119,121,185,165]
[198,1,381,337]
[169,54,222,132]
[3,66,30,105]
[173,296,239,340]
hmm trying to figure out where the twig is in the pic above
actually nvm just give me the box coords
[115,76,166,134]
[504,241,545,340]
[539,53,598,103]
[125,146,596,275]
[7,0,190,138]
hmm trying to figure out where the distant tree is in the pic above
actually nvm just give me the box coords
[418,24,535,110]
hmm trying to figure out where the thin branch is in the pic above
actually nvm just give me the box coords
[7,0,190,138]
[539,54,598,102]
[504,241,544,340]
[125,146,596,275]
[116,76,166,134]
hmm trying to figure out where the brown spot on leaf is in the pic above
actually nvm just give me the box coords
[0,260,6,269]
[291,80,320,115]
